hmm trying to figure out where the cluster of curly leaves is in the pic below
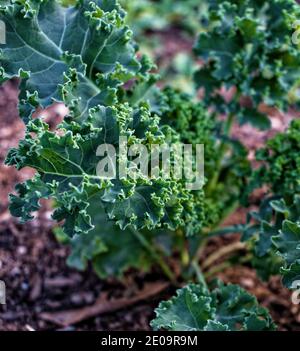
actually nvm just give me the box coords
[0,0,200,281]
[241,120,300,288]
[3,0,300,331]
[159,87,251,228]
[194,0,300,129]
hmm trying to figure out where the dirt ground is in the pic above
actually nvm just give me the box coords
[1,31,300,331]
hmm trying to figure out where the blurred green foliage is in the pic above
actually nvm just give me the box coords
[120,0,207,35]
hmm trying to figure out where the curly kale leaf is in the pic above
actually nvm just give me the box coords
[6,101,204,236]
[0,0,140,121]
[243,194,300,287]
[158,88,216,229]
[272,198,300,288]
[239,194,289,281]
[271,196,300,288]
[158,87,251,230]
[151,281,276,331]
[159,87,217,181]
[55,202,153,278]
[242,120,300,278]
[274,220,300,265]
[3,1,207,238]
[194,0,300,129]
[251,119,300,198]
[251,250,283,282]
[56,199,181,279]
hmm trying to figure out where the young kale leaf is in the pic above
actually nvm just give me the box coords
[151,281,275,331]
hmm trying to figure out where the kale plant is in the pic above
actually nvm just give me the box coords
[3,0,300,332]
[241,121,300,286]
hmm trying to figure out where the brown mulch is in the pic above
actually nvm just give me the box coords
[0,217,172,331]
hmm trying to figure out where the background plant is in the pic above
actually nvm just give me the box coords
[120,0,207,36]
[194,0,300,129]
[119,0,208,94]
[240,120,300,287]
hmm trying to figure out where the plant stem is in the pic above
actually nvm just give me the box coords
[206,112,235,195]
[177,229,190,267]
[192,261,208,291]
[204,261,232,279]
[181,245,190,267]
[191,237,208,266]
[130,228,177,284]
[224,111,235,136]
[202,241,246,270]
